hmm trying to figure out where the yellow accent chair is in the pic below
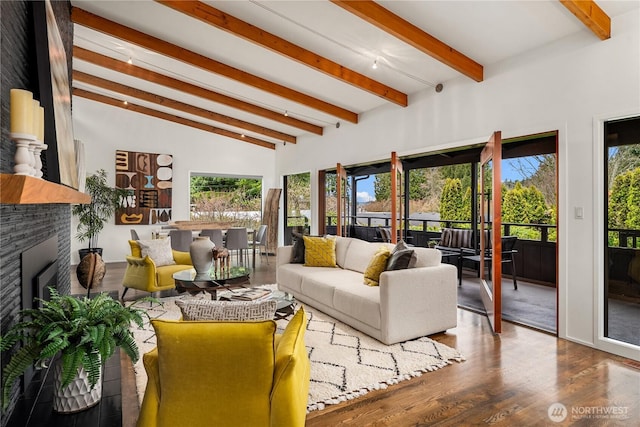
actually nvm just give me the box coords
[121,240,193,299]
[137,307,310,427]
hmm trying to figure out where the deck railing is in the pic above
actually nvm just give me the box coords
[286,215,638,286]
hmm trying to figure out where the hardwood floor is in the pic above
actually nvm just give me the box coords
[72,258,640,426]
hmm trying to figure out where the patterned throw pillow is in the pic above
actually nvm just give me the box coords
[303,235,337,267]
[387,240,417,270]
[137,238,176,267]
[386,249,416,271]
[175,299,277,321]
[363,246,391,286]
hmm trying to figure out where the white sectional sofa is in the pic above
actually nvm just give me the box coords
[277,236,458,345]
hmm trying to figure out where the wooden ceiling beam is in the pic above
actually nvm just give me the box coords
[73,70,296,143]
[73,46,322,135]
[157,0,408,107]
[72,7,359,123]
[331,0,483,82]
[73,88,276,150]
[559,0,611,40]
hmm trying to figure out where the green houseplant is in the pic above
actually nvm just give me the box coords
[72,169,127,258]
[0,289,152,412]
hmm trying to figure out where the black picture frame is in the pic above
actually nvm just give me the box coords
[32,0,78,189]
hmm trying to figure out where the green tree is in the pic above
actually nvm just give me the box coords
[608,145,640,190]
[287,172,311,225]
[502,182,528,224]
[626,168,640,229]
[609,171,632,228]
[524,185,551,224]
[502,183,551,224]
[374,172,390,200]
[441,164,473,190]
[461,187,472,221]
[374,169,432,201]
[439,178,464,222]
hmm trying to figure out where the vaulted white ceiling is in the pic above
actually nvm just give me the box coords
[70,0,638,149]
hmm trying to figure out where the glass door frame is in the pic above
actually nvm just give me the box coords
[479,131,503,333]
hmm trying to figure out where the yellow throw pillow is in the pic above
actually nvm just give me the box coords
[303,235,337,267]
[363,246,391,286]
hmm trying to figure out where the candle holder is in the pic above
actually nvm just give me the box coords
[33,141,48,179]
[11,132,36,176]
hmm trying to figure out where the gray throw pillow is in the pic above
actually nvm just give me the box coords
[387,240,417,270]
[386,248,416,271]
[291,231,305,264]
[392,239,411,253]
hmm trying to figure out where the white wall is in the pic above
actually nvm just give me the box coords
[276,11,640,360]
[71,97,276,264]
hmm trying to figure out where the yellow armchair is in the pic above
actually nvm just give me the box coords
[121,240,193,299]
[137,308,310,427]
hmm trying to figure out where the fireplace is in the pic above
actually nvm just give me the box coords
[20,234,59,389]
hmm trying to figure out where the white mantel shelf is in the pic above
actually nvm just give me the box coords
[0,174,90,204]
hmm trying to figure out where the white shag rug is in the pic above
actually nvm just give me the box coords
[128,285,465,412]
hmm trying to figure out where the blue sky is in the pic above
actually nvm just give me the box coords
[355,159,531,203]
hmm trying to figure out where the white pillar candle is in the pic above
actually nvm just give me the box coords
[32,100,41,138]
[36,105,45,141]
[10,89,34,135]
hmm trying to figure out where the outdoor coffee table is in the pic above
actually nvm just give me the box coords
[173,266,250,299]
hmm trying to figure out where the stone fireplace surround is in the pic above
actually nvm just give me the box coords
[0,1,74,424]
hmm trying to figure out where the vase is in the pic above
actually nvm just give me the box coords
[190,236,215,279]
[52,358,102,413]
[76,252,106,290]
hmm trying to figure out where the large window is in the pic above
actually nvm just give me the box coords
[604,117,640,346]
[189,174,262,229]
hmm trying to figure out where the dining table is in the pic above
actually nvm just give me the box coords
[152,227,256,268]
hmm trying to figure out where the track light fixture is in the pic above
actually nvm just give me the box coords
[127,57,133,64]
[284,110,289,117]
[372,60,378,70]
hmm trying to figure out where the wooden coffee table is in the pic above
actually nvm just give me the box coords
[173,266,250,299]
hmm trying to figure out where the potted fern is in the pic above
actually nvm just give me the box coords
[0,289,152,413]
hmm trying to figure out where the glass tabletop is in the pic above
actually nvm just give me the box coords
[173,266,250,283]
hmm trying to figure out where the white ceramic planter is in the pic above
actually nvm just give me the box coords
[52,359,102,413]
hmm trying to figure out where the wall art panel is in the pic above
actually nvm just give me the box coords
[115,150,173,225]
